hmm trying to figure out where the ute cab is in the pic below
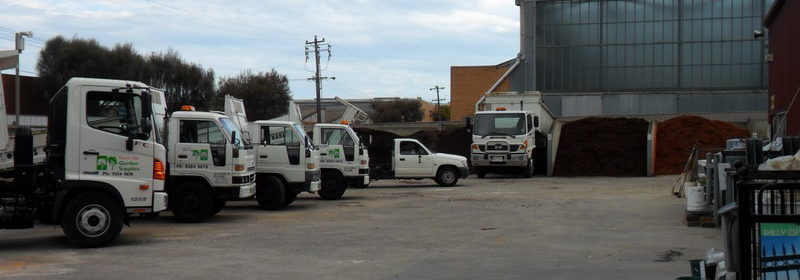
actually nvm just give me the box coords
[312,123,369,199]
[165,105,256,222]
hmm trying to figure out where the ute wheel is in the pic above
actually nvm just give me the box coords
[61,192,123,248]
[211,198,226,216]
[171,183,213,223]
[256,176,286,210]
[435,166,459,186]
[318,171,347,200]
[524,157,534,178]
[476,167,486,178]
[284,191,298,206]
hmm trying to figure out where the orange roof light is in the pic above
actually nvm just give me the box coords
[496,107,507,111]
[180,105,196,111]
[339,120,349,125]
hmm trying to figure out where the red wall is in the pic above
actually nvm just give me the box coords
[768,0,800,135]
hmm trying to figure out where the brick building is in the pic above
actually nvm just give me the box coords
[765,0,800,136]
[449,60,512,120]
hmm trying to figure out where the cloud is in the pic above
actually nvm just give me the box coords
[0,0,521,100]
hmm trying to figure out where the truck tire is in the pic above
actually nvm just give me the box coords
[61,192,123,248]
[319,171,347,200]
[284,191,298,206]
[435,166,459,186]
[256,176,286,210]
[476,167,486,178]
[524,157,534,178]
[211,198,226,216]
[171,183,213,223]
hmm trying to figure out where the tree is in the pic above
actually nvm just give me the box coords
[146,50,215,112]
[36,36,216,112]
[216,70,291,121]
[370,99,423,123]
[438,105,451,121]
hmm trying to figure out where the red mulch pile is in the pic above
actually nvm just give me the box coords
[654,115,750,175]
[553,117,649,176]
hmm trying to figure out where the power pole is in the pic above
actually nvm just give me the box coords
[430,86,445,121]
[305,35,332,123]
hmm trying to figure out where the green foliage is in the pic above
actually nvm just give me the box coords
[36,36,215,112]
[371,99,423,123]
[438,105,451,121]
[217,70,292,121]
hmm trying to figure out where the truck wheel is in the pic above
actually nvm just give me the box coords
[319,171,347,200]
[476,168,486,178]
[284,191,298,206]
[171,183,213,223]
[61,192,123,248]
[524,157,534,178]
[436,166,459,186]
[210,198,226,216]
[256,176,286,210]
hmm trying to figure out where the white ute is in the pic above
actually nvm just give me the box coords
[369,138,469,186]
[0,77,168,247]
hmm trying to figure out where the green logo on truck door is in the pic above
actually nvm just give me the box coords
[96,155,117,170]
[193,149,209,161]
[329,148,340,159]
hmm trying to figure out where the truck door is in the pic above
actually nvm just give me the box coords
[319,127,357,174]
[258,125,302,177]
[395,140,434,177]
[173,119,230,185]
[80,89,155,207]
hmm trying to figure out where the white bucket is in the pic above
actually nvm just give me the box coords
[686,184,706,211]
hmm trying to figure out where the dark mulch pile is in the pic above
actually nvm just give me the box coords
[553,117,649,177]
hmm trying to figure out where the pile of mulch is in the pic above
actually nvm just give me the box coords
[354,127,472,165]
[654,115,749,175]
[553,117,649,176]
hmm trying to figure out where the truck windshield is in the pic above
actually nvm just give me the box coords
[293,123,315,150]
[219,117,248,148]
[473,113,526,136]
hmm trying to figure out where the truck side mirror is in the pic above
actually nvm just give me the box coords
[230,131,237,145]
[533,116,540,128]
[465,117,472,134]
[141,91,153,118]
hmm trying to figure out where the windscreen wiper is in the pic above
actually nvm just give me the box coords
[482,132,516,138]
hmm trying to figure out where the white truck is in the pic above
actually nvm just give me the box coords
[468,91,554,178]
[369,138,469,186]
[312,123,370,198]
[162,106,256,222]
[0,77,168,247]
[223,95,321,210]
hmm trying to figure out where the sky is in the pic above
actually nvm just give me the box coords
[0,0,520,102]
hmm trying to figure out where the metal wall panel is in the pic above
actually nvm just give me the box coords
[561,95,602,116]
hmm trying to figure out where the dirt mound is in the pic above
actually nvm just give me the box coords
[354,128,400,165]
[654,115,749,175]
[553,117,649,177]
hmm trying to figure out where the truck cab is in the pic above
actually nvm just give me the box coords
[312,123,369,199]
[370,138,469,186]
[0,77,168,247]
[249,120,321,210]
[165,107,256,222]
[469,91,554,178]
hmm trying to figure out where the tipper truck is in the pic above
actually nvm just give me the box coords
[312,123,369,198]
[0,77,168,247]
[468,91,554,178]
[223,95,321,210]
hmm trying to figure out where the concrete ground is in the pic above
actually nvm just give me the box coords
[0,175,719,279]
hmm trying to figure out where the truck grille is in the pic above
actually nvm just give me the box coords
[232,174,255,184]
[485,142,509,152]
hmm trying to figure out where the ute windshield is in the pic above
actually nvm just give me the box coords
[473,113,526,136]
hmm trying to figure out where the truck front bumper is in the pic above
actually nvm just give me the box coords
[346,174,370,187]
[214,183,257,200]
[304,170,322,192]
[238,183,257,198]
[153,192,168,212]
[471,153,528,167]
